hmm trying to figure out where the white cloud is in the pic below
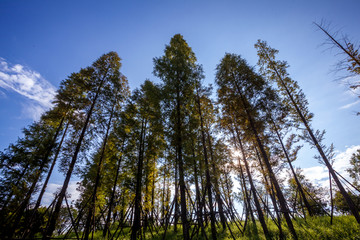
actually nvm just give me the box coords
[302,145,360,188]
[41,181,81,206]
[333,145,359,174]
[303,166,329,182]
[0,57,56,120]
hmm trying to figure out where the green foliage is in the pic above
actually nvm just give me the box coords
[2,34,360,239]
[347,149,360,188]
[333,190,360,214]
[56,216,360,240]
[287,169,328,216]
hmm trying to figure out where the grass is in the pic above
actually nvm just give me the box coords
[57,215,360,239]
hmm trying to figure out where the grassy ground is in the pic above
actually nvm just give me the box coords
[59,215,360,239]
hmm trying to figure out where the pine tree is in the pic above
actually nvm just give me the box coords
[131,80,164,240]
[216,53,298,239]
[255,40,360,224]
[43,52,129,239]
[154,34,203,240]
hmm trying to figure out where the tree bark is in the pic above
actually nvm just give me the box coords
[265,50,360,224]
[84,106,115,240]
[234,129,271,239]
[207,132,227,231]
[103,153,123,238]
[131,118,147,240]
[270,117,313,216]
[195,86,217,239]
[234,83,298,239]
[43,75,106,240]
[176,91,189,239]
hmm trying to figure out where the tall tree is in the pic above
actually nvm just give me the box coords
[216,53,298,239]
[131,80,164,240]
[315,22,360,112]
[255,40,360,224]
[0,120,57,238]
[154,34,203,240]
[194,82,218,239]
[43,52,129,239]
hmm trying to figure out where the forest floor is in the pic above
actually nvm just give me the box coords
[58,215,360,239]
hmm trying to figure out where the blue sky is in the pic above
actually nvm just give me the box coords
[1,0,360,202]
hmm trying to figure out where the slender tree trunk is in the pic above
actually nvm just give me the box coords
[103,153,123,238]
[195,86,217,240]
[270,117,314,216]
[266,54,360,224]
[224,171,234,212]
[34,121,69,212]
[174,151,179,232]
[234,84,298,239]
[191,144,205,237]
[175,89,190,240]
[143,159,150,232]
[207,132,227,231]
[43,76,106,240]
[329,172,334,225]
[150,160,156,224]
[8,116,67,239]
[238,162,256,227]
[84,106,115,240]
[161,162,166,226]
[234,130,271,239]
[131,119,147,240]
[255,147,284,239]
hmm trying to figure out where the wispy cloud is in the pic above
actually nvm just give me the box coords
[0,57,56,120]
[340,76,360,95]
[0,89,6,98]
[338,76,360,110]
[339,99,360,109]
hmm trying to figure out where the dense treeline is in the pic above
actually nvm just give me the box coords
[0,33,360,239]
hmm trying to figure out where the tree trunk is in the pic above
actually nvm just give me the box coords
[234,130,271,239]
[9,116,67,239]
[34,120,69,212]
[175,89,190,240]
[270,117,314,216]
[329,172,334,225]
[84,106,115,240]
[43,76,106,240]
[195,86,217,240]
[255,147,284,239]
[174,153,179,232]
[238,162,256,228]
[234,84,298,240]
[103,153,123,238]
[268,54,360,224]
[131,119,147,240]
[207,132,227,231]
[191,144,206,237]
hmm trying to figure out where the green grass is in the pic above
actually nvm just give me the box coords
[57,215,360,239]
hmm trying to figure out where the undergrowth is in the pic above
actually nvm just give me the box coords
[57,215,360,239]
